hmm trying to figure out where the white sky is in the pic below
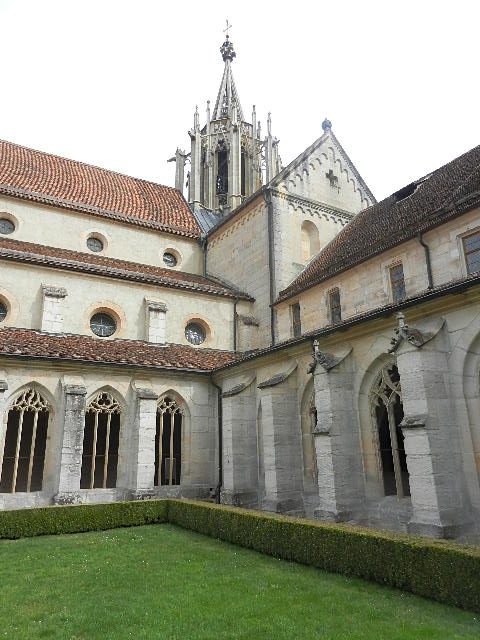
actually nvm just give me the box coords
[0,0,478,201]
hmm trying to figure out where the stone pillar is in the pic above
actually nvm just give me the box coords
[41,285,67,333]
[130,387,158,498]
[258,374,303,513]
[0,380,8,461]
[145,299,167,344]
[221,381,258,506]
[189,109,202,207]
[396,322,470,537]
[54,383,87,504]
[229,106,242,210]
[311,348,364,521]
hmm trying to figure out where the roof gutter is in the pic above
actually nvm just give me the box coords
[417,231,433,289]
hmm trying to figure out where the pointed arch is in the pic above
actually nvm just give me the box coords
[369,362,410,498]
[80,390,122,490]
[300,378,318,492]
[155,392,185,486]
[0,387,51,493]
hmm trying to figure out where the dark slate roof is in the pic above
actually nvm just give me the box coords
[0,140,201,238]
[190,205,225,234]
[0,327,242,372]
[0,237,252,300]
[278,144,480,302]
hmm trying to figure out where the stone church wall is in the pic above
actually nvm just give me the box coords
[207,197,270,350]
[0,195,203,274]
[276,207,480,342]
[0,361,217,509]
[0,262,235,349]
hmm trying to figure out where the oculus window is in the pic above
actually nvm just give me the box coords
[0,301,7,322]
[163,252,177,267]
[185,322,206,345]
[87,236,104,252]
[90,312,117,337]
[0,218,15,235]
[463,231,480,274]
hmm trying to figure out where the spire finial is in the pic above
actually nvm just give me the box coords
[220,20,236,62]
[322,117,332,132]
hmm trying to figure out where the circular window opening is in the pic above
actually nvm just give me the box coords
[163,251,177,267]
[87,236,104,252]
[0,218,15,235]
[185,322,206,345]
[0,301,7,322]
[90,312,117,337]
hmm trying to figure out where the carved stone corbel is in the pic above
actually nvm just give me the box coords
[388,312,445,354]
[307,340,352,374]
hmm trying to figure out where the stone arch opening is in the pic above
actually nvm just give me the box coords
[0,388,50,493]
[80,391,122,489]
[156,395,184,486]
[301,219,320,262]
[370,363,410,498]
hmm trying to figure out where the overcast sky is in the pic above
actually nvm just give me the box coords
[0,0,478,201]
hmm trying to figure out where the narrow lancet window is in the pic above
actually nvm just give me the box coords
[371,364,410,498]
[216,148,228,200]
[329,288,342,324]
[0,388,50,493]
[80,392,121,489]
[155,397,183,486]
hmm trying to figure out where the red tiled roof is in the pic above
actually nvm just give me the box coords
[0,140,200,238]
[278,145,480,302]
[0,237,252,300]
[0,327,242,371]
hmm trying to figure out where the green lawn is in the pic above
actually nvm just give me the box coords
[0,524,478,639]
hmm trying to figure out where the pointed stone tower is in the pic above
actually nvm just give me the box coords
[172,35,282,215]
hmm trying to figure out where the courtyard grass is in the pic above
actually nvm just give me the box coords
[0,524,478,640]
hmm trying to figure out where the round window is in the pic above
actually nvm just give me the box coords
[0,218,15,235]
[185,322,206,345]
[163,252,177,267]
[0,301,7,322]
[87,236,104,252]
[90,312,117,337]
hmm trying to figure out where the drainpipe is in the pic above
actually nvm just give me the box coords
[210,377,223,504]
[201,235,208,277]
[264,188,276,346]
[233,297,238,352]
[417,231,433,289]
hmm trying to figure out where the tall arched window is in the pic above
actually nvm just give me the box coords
[301,220,320,262]
[0,388,50,493]
[155,397,183,486]
[371,363,410,498]
[80,392,121,489]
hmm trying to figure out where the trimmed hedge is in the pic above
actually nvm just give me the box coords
[0,499,167,539]
[0,497,478,612]
[167,499,480,613]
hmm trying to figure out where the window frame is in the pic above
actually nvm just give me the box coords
[328,287,342,324]
[461,229,480,275]
[291,302,302,338]
[389,262,406,303]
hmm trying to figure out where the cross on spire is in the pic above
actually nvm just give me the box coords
[223,19,232,35]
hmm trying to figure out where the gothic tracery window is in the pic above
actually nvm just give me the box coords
[155,397,183,486]
[371,363,410,498]
[0,388,50,493]
[80,392,121,489]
